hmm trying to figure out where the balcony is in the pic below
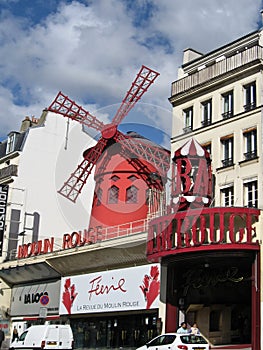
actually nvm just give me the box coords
[171,45,263,96]
[201,119,211,127]
[222,111,233,120]
[244,102,256,111]
[221,158,234,167]
[0,164,18,180]
[183,126,192,133]
[244,150,257,161]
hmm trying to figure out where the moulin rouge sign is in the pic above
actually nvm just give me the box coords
[17,227,103,259]
[147,138,260,260]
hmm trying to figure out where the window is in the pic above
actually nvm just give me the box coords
[222,91,233,119]
[221,186,234,206]
[244,180,258,208]
[221,136,233,167]
[126,185,138,203]
[96,187,102,206]
[244,128,257,160]
[128,175,138,182]
[18,331,28,342]
[148,335,176,347]
[244,82,256,111]
[202,142,212,156]
[201,99,212,126]
[183,107,193,132]
[6,132,16,154]
[108,185,119,204]
[111,175,120,182]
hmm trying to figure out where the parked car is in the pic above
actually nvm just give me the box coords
[136,333,209,350]
[9,324,74,350]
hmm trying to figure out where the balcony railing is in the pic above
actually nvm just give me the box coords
[244,102,256,111]
[171,45,263,96]
[183,126,192,133]
[201,119,211,127]
[244,150,257,161]
[221,158,234,167]
[222,111,233,119]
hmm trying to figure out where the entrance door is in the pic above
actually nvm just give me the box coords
[166,251,257,346]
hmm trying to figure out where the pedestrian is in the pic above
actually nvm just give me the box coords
[0,329,5,348]
[190,322,200,335]
[12,327,19,342]
[177,322,190,334]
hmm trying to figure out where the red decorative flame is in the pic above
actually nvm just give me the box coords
[62,278,78,314]
[140,265,160,309]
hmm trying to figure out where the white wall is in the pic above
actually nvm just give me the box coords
[8,111,96,248]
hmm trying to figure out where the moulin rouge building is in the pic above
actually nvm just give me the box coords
[0,29,263,350]
[159,26,263,350]
[147,138,260,349]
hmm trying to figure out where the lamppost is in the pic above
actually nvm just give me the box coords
[18,231,26,245]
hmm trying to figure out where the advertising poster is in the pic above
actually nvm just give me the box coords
[10,280,60,316]
[59,264,160,314]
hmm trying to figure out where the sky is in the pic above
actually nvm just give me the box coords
[0,0,262,146]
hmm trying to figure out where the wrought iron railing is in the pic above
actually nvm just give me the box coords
[244,150,257,161]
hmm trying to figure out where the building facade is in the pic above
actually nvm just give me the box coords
[0,109,166,348]
[148,27,263,349]
[1,25,263,350]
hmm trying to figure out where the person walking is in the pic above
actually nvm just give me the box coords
[12,327,19,342]
[0,329,5,348]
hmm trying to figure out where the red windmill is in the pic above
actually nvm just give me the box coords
[48,66,170,229]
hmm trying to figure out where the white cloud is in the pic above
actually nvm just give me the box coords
[0,0,262,141]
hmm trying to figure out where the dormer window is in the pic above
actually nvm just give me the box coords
[108,185,119,204]
[126,185,138,203]
[111,175,120,182]
[6,132,16,154]
[128,175,138,182]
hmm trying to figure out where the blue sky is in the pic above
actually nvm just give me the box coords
[0,0,262,145]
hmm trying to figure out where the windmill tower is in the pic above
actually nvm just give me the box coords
[48,66,170,230]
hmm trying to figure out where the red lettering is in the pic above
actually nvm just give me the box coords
[44,238,54,253]
[17,238,54,258]
[17,245,28,259]
[181,216,192,247]
[192,215,206,245]
[147,208,260,259]
[176,158,192,194]
[63,233,71,249]
[88,275,127,301]
[209,213,225,244]
[193,158,209,196]
[71,232,80,248]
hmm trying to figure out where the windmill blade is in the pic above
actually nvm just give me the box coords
[124,157,164,190]
[114,130,170,178]
[58,138,107,202]
[48,91,105,131]
[112,66,160,126]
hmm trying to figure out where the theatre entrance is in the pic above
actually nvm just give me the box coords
[165,250,259,346]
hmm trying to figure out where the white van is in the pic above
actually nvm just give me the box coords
[9,325,74,350]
